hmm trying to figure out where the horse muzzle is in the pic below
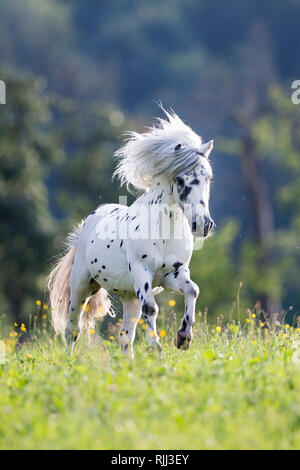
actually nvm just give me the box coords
[203,216,214,238]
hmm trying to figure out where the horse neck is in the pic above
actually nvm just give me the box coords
[140,176,175,207]
[132,176,191,238]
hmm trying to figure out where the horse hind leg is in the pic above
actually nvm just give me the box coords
[119,298,141,359]
[79,278,102,340]
[65,268,91,352]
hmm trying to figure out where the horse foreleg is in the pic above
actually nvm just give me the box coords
[164,267,199,350]
[119,298,141,358]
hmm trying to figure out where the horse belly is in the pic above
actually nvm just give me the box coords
[86,237,134,296]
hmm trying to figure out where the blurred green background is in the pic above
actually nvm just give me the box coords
[1,0,300,324]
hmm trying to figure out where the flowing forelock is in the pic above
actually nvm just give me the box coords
[113,108,204,191]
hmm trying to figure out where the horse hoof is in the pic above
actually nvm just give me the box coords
[146,342,162,356]
[174,332,191,350]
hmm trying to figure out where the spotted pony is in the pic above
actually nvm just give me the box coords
[48,107,215,357]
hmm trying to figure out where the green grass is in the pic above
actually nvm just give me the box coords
[1,314,300,450]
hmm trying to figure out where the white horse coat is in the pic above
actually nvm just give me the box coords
[48,108,214,356]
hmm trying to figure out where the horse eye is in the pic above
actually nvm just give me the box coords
[175,144,181,151]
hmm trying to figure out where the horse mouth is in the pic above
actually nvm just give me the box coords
[204,226,209,237]
[204,220,214,238]
[192,222,210,238]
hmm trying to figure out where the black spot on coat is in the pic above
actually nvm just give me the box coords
[179,186,192,201]
[176,176,184,188]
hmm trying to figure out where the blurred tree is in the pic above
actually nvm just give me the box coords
[233,113,279,316]
[1,0,300,321]
[0,0,100,99]
[220,84,300,320]
[253,87,300,321]
[218,22,281,317]
[54,104,133,230]
[0,71,62,321]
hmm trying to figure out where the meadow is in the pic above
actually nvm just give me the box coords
[1,303,300,450]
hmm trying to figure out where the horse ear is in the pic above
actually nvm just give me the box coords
[200,140,214,158]
[175,143,181,151]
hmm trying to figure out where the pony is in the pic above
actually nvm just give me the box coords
[48,108,214,357]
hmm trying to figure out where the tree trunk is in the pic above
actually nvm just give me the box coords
[240,128,281,318]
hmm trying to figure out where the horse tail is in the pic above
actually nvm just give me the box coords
[79,289,112,333]
[48,222,113,336]
[47,222,82,335]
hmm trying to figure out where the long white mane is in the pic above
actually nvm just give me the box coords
[113,108,207,191]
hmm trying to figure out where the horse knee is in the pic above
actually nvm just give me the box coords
[186,281,199,298]
[142,300,158,318]
[192,283,199,298]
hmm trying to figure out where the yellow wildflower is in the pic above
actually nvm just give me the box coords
[9,332,14,337]
[120,330,125,335]
[109,336,114,341]
[251,313,256,319]
[20,324,26,333]
[252,340,257,345]
[149,330,155,337]
[42,314,47,319]
[89,328,95,335]
[159,330,166,337]
[27,354,32,359]
[246,318,251,323]
[282,333,287,339]
[138,318,144,325]
[14,322,18,327]
[43,304,48,310]
[35,300,41,306]
[168,299,176,307]
[14,331,18,337]
[216,326,221,333]
[260,322,264,328]
[285,324,290,329]
[142,324,147,330]
[163,343,169,348]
